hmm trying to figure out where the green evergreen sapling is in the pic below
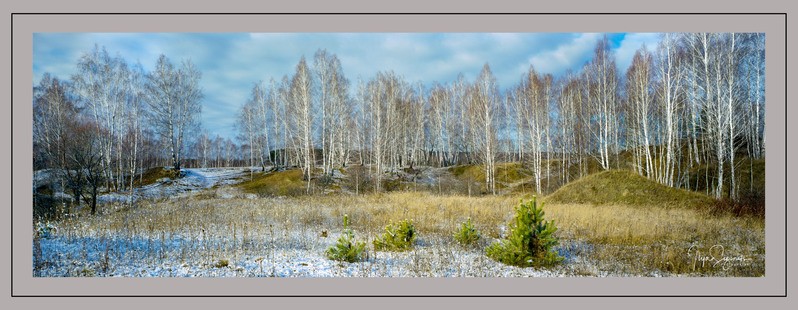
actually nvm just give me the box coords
[486,197,563,267]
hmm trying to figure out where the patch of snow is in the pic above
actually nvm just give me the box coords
[96,167,262,203]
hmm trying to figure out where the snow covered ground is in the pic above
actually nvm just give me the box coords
[34,228,576,277]
[98,167,260,204]
[36,166,261,205]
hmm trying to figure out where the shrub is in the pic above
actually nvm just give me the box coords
[342,165,373,194]
[486,197,563,267]
[709,190,765,218]
[454,217,481,248]
[214,259,229,268]
[325,214,367,263]
[373,219,416,251]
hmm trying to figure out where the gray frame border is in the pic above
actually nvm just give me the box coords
[4,6,791,306]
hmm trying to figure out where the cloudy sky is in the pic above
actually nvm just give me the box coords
[33,32,662,140]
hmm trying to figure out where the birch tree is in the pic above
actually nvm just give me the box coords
[654,33,684,186]
[625,46,655,178]
[33,74,78,197]
[71,45,126,190]
[427,83,451,167]
[287,56,315,191]
[469,64,499,195]
[236,96,258,172]
[144,54,203,172]
[585,36,620,171]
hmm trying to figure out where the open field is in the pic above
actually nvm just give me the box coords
[33,181,765,277]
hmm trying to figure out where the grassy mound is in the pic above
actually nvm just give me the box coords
[132,167,180,187]
[237,169,307,197]
[546,170,714,209]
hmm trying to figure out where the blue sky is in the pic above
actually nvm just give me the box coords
[33,32,662,140]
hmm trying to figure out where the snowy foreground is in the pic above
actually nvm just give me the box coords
[35,229,587,277]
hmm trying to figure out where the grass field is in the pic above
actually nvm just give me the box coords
[33,187,764,277]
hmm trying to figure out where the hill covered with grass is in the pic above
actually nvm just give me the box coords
[237,169,308,197]
[545,170,714,209]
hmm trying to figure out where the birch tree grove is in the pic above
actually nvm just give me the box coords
[34,33,765,208]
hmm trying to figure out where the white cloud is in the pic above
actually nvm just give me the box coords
[528,33,602,74]
[489,33,524,48]
[615,33,662,74]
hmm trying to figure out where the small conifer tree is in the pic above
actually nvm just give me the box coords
[454,217,481,248]
[486,197,562,267]
[373,219,416,251]
[325,214,367,263]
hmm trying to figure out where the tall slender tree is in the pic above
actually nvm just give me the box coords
[287,56,315,191]
[144,54,203,172]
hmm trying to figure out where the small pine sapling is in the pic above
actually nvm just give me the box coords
[373,219,416,251]
[454,217,481,248]
[486,197,563,267]
[325,214,367,263]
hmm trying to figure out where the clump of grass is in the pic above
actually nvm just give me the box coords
[325,214,367,263]
[453,217,481,248]
[373,219,416,252]
[486,197,563,268]
[546,170,714,209]
[236,169,307,197]
[34,221,58,239]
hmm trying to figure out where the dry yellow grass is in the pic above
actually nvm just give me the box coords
[543,202,764,275]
